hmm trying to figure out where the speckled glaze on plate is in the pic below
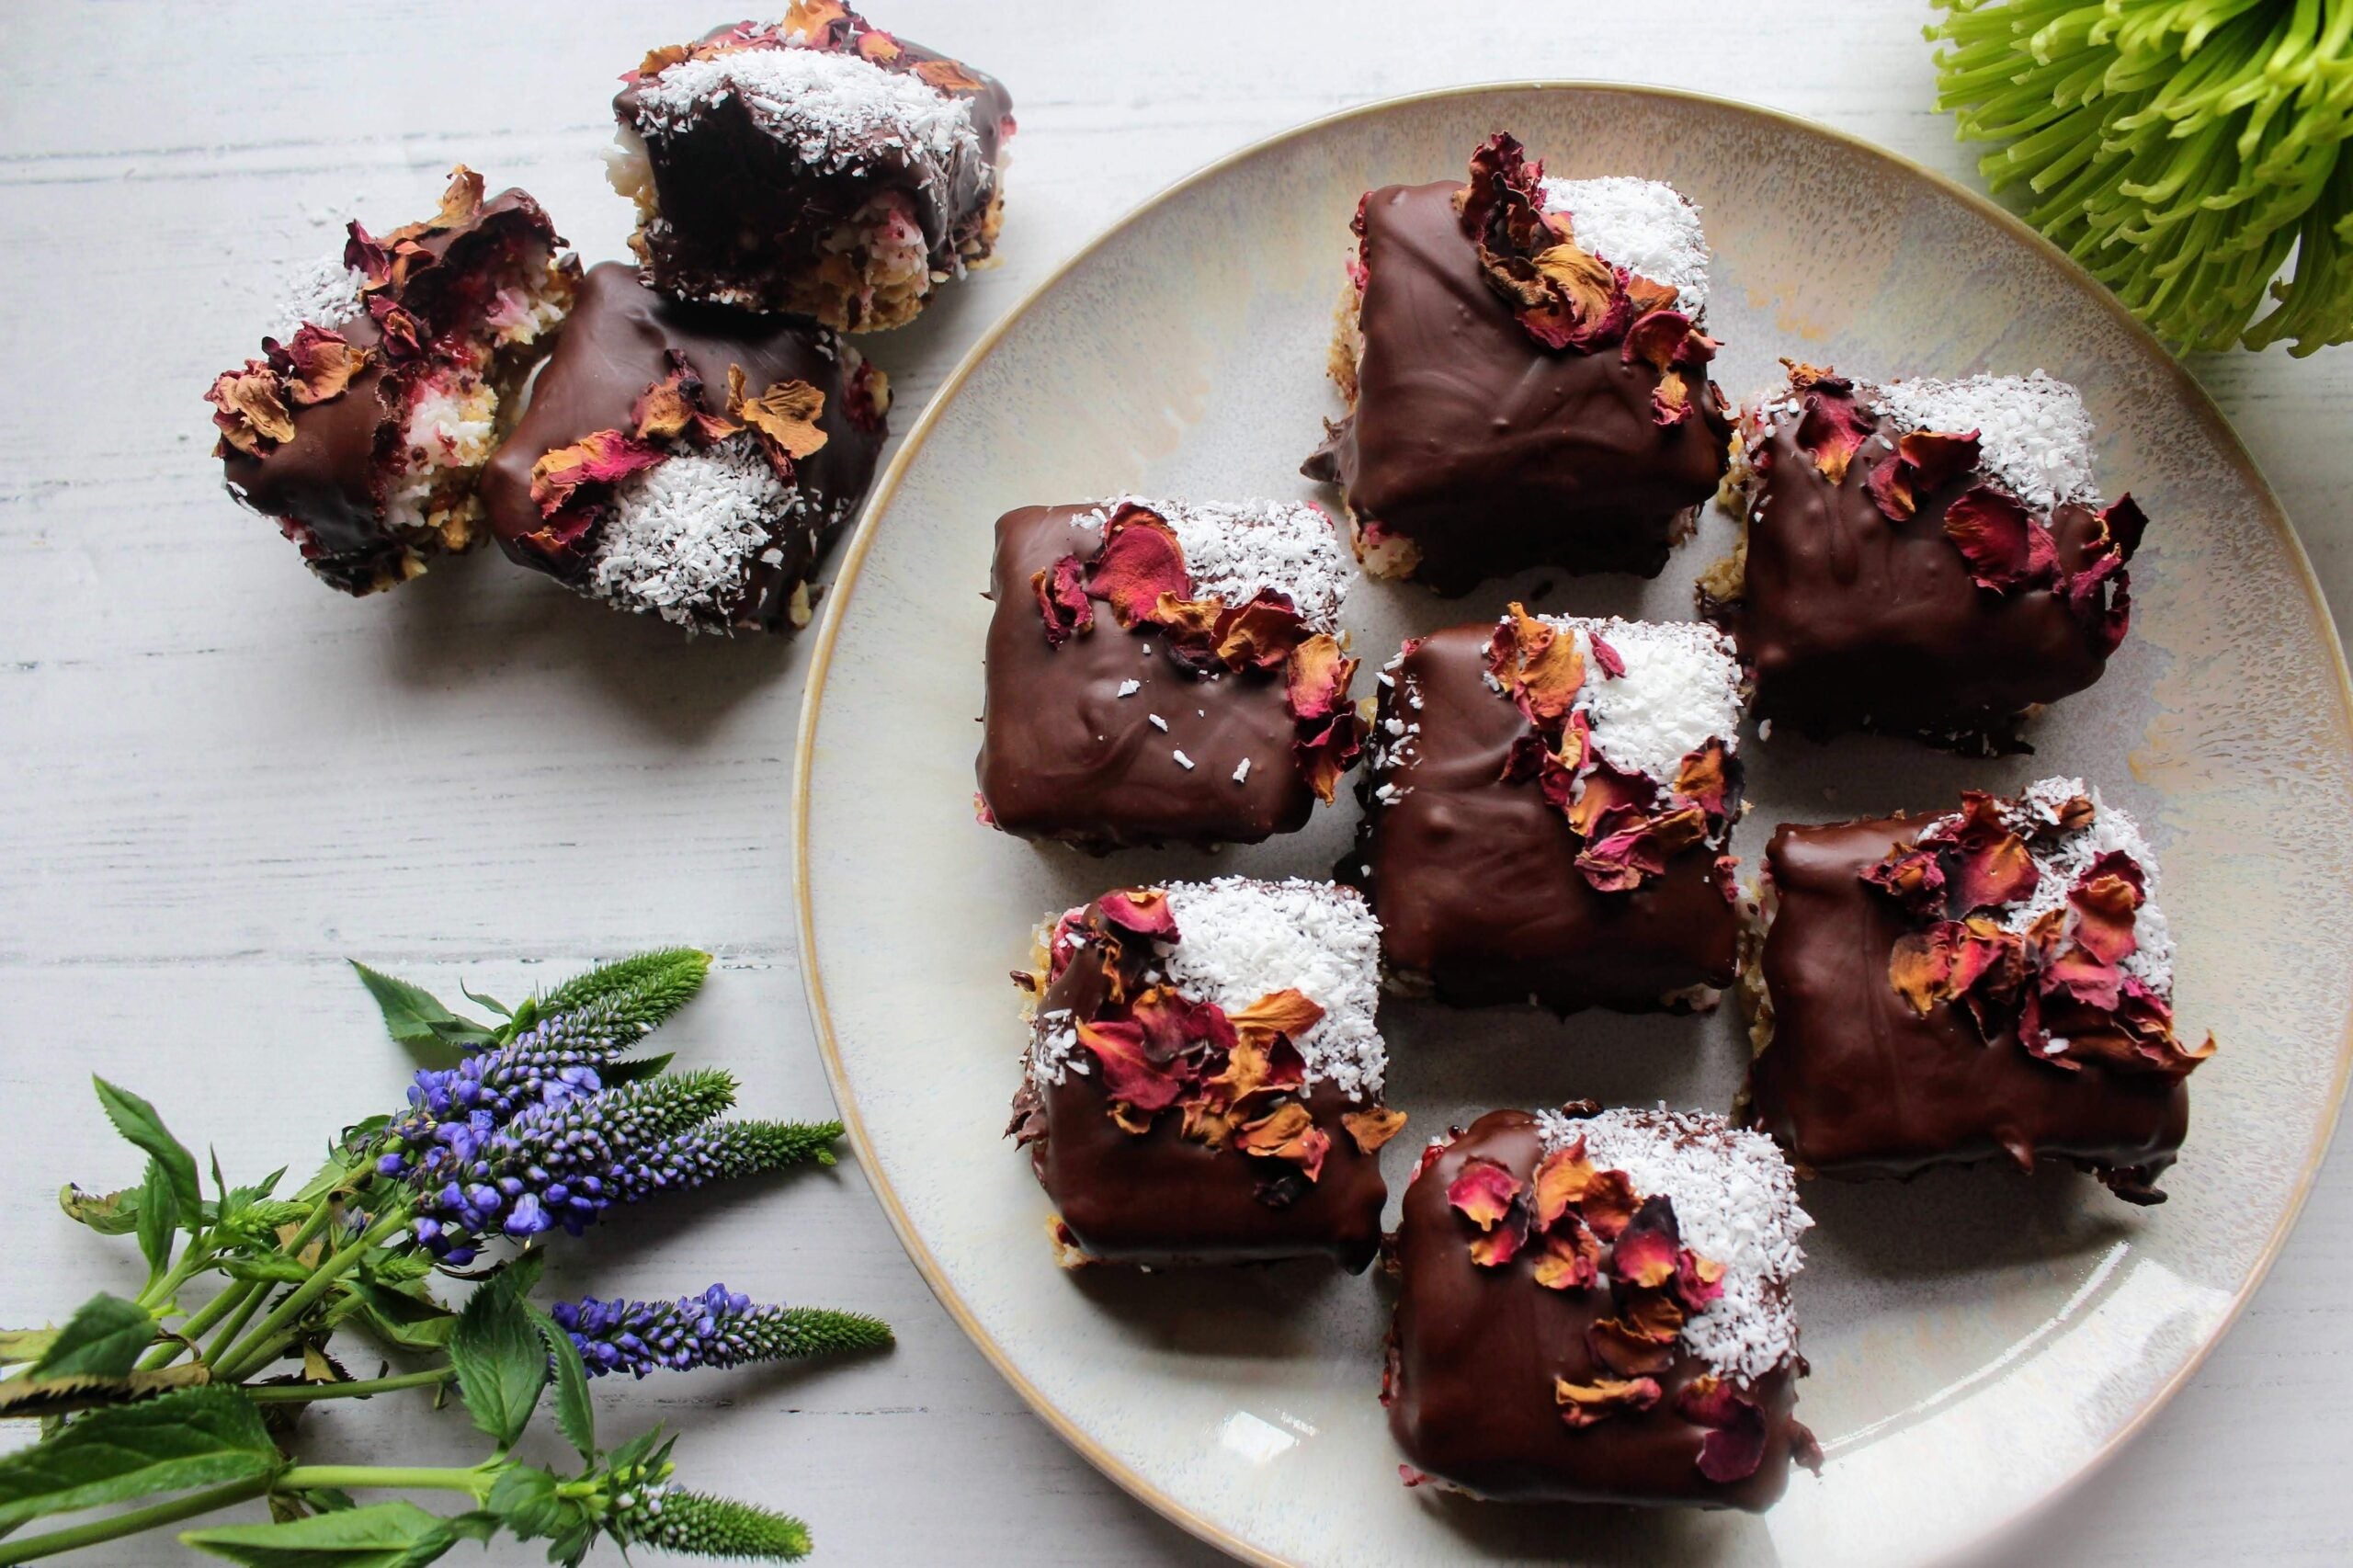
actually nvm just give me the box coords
[795,85,2353,1568]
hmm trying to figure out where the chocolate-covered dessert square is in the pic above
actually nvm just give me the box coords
[1388,1105,1814,1508]
[480,262,888,635]
[1006,878,1403,1270]
[1700,364,2147,750]
[1303,133,1732,595]
[611,3,1013,330]
[975,498,1368,851]
[206,167,576,595]
[1348,611,1745,1012]
[1743,778,2214,1202]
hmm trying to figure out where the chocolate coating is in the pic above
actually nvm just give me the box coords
[1714,417,2117,744]
[1390,1109,1802,1508]
[222,189,566,595]
[481,262,884,633]
[615,20,1012,324]
[1745,814,2188,1190]
[976,505,1318,851]
[1303,181,1731,597]
[1347,625,1739,1012]
[1011,904,1387,1270]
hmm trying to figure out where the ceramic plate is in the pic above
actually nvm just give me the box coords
[795,85,2353,1567]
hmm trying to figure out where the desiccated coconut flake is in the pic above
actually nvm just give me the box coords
[1161,878,1387,1100]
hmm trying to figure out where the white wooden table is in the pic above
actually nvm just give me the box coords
[5,3,2349,1562]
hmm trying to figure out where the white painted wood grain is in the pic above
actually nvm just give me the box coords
[1,2,2347,1562]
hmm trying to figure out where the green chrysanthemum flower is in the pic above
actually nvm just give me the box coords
[1930,0,2353,355]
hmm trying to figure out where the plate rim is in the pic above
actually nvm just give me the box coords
[791,80,2353,1567]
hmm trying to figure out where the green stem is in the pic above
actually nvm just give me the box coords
[278,1463,496,1499]
[0,1476,274,1565]
[212,1209,410,1382]
[200,1281,268,1367]
[133,1247,217,1313]
[137,1280,257,1371]
[244,1366,456,1403]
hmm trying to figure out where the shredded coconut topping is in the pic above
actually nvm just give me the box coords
[1871,370,2099,512]
[633,39,978,172]
[1074,497,1353,633]
[589,436,794,630]
[1159,878,1386,1100]
[1540,176,1710,315]
[1536,1107,1809,1382]
[1535,616,1744,787]
[268,251,368,342]
[1944,777,2177,993]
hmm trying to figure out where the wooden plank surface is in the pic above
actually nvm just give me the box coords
[2,2,2347,1562]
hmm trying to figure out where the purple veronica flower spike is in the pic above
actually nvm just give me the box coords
[398,1071,840,1265]
[551,1284,891,1378]
[372,1006,645,1180]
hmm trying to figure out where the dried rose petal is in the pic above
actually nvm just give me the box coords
[1295,710,1367,804]
[528,430,666,518]
[1286,634,1358,722]
[2099,494,2149,560]
[204,362,297,455]
[1795,385,1872,484]
[1469,1219,1527,1268]
[1234,1101,1330,1181]
[913,57,988,93]
[1554,1375,1662,1427]
[1031,555,1094,647]
[2069,851,2146,964]
[1673,739,1733,819]
[1579,1167,1640,1242]
[1676,1376,1770,1483]
[856,28,902,62]
[1574,805,1707,892]
[1530,1218,1603,1290]
[1949,831,2040,913]
[1861,844,1947,915]
[1675,1249,1727,1312]
[1865,428,1981,521]
[1097,889,1176,942]
[1086,506,1190,629]
[1212,591,1309,670]
[732,375,831,462]
[1486,602,1587,722]
[1343,1106,1408,1154]
[1942,484,2052,592]
[271,324,368,406]
[1076,1019,1188,1116]
[1586,631,1626,678]
[1531,1140,1597,1233]
[1609,1195,1682,1288]
[631,353,709,442]
[1225,988,1325,1050]
[1447,1156,1522,1231]
[1129,986,1237,1062]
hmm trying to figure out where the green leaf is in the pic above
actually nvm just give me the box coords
[335,1282,457,1354]
[348,961,494,1051]
[91,1078,202,1227]
[597,1052,676,1088]
[521,1303,597,1462]
[0,1327,59,1366]
[483,1463,571,1540]
[137,1158,177,1279]
[0,1363,209,1420]
[183,1501,459,1567]
[0,1384,279,1530]
[222,1168,289,1222]
[59,1182,142,1235]
[448,1281,545,1449]
[29,1293,153,1381]
[458,983,511,1020]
